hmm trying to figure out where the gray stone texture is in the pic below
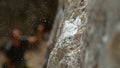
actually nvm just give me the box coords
[47,0,120,68]
[47,0,87,68]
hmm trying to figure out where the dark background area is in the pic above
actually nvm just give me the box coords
[0,0,58,47]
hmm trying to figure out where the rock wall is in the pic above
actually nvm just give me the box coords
[85,0,120,68]
[47,0,87,68]
[47,0,120,68]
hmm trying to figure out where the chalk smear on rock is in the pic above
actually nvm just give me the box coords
[58,16,82,46]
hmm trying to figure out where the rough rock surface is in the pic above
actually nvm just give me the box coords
[47,0,87,68]
[47,0,120,68]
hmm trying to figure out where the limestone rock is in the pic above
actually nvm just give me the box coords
[47,0,87,68]
[85,0,120,68]
[47,0,120,68]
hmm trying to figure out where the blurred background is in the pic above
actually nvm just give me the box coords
[0,0,58,68]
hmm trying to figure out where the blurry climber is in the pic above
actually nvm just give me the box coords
[3,28,37,68]
[24,23,48,68]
